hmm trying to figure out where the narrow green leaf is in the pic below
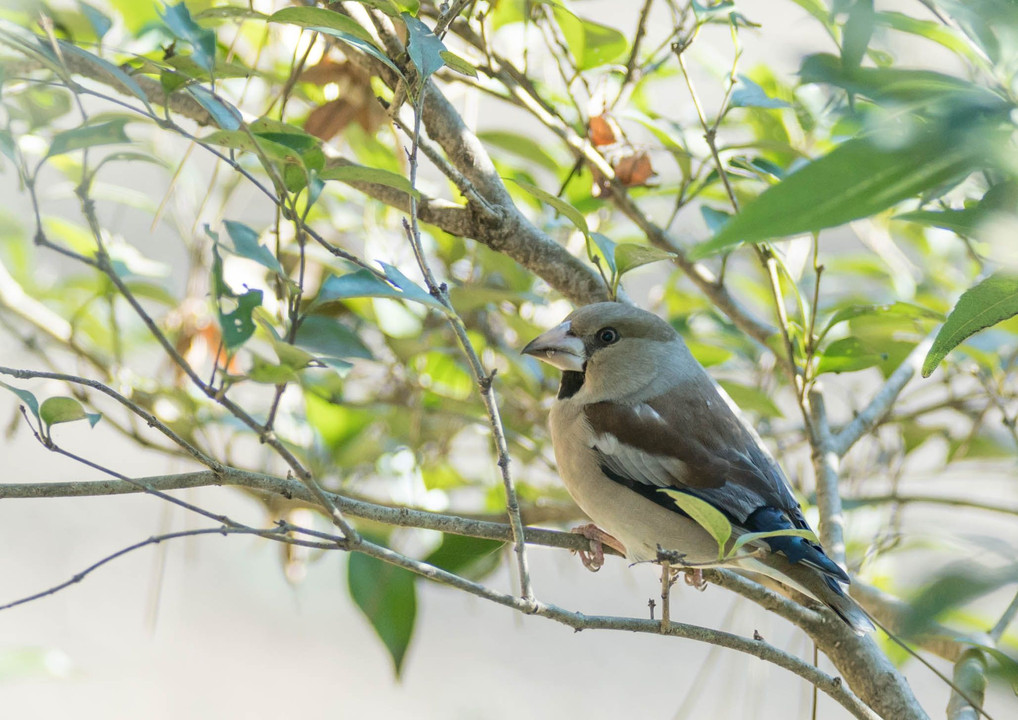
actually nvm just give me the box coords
[700,206,732,235]
[348,546,417,677]
[479,131,561,172]
[875,11,979,61]
[728,528,818,557]
[203,130,302,164]
[46,118,130,158]
[690,126,990,259]
[659,490,731,561]
[0,130,14,162]
[267,7,375,43]
[509,178,589,240]
[841,0,875,72]
[613,243,676,277]
[923,273,1018,376]
[439,50,476,77]
[194,6,268,21]
[80,2,113,40]
[317,269,443,310]
[403,14,445,81]
[799,53,1008,110]
[186,86,242,130]
[424,534,504,581]
[901,563,1018,636]
[380,263,444,310]
[39,396,101,428]
[57,42,153,113]
[223,220,284,276]
[319,164,418,198]
[266,10,402,77]
[589,232,617,274]
[160,2,217,73]
[0,380,40,423]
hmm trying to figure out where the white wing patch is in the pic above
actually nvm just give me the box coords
[591,431,688,489]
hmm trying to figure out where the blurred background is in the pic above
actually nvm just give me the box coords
[1,0,1017,718]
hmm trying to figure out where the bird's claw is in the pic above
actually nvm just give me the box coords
[571,523,624,573]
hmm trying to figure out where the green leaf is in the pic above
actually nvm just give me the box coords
[194,6,268,22]
[841,0,875,72]
[424,534,504,581]
[821,301,941,341]
[439,50,476,77]
[57,42,152,113]
[728,528,818,557]
[875,11,980,61]
[348,544,417,678]
[266,10,402,77]
[730,75,790,109]
[479,131,561,172]
[403,14,445,82]
[718,380,784,418]
[380,263,444,309]
[816,336,889,375]
[294,315,374,361]
[317,269,444,311]
[901,563,1018,637]
[46,118,131,158]
[80,1,113,40]
[186,86,242,130]
[319,164,418,198]
[0,380,40,423]
[690,126,992,259]
[923,273,1018,377]
[551,6,627,70]
[613,243,676,277]
[160,2,217,73]
[509,178,589,240]
[267,7,375,43]
[203,129,303,165]
[222,220,284,276]
[589,232,616,274]
[352,0,417,17]
[799,53,1008,111]
[211,242,262,350]
[659,490,731,561]
[39,396,101,428]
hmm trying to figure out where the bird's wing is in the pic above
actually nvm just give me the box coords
[583,380,795,522]
[583,380,849,582]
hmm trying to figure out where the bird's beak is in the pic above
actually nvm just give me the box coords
[522,321,586,372]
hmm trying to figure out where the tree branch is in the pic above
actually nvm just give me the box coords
[832,336,934,457]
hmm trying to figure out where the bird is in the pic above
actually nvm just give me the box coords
[522,301,873,634]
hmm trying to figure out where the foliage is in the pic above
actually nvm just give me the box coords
[1,0,1017,716]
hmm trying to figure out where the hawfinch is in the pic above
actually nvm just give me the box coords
[523,302,872,634]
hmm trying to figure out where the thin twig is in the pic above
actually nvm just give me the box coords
[401,74,533,604]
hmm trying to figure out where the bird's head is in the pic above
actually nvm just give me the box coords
[522,302,689,400]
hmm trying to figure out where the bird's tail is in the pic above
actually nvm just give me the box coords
[741,555,874,635]
[777,561,874,635]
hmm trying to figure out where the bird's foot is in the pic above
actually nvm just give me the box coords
[684,568,707,591]
[571,523,625,572]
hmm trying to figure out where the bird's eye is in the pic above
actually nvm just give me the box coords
[597,327,619,344]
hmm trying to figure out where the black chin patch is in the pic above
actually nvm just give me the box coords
[557,370,585,399]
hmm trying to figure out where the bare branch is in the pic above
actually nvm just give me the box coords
[832,337,935,457]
